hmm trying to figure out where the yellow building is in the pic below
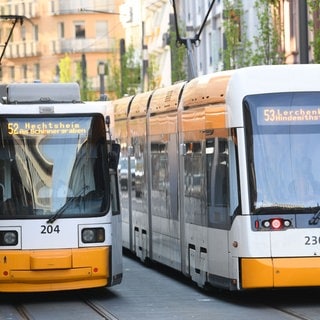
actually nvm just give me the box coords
[0,0,125,100]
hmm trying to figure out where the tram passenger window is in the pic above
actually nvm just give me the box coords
[110,169,120,215]
[151,142,169,218]
[184,141,206,226]
[207,137,232,229]
[0,183,4,202]
[151,142,168,192]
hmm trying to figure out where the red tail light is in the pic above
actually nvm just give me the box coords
[259,218,292,231]
[271,218,282,229]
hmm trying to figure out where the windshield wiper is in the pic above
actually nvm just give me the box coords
[309,208,320,225]
[46,185,89,224]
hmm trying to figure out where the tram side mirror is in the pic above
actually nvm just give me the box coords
[107,142,120,170]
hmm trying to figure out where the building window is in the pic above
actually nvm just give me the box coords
[33,25,39,41]
[34,63,40,80]
[96,21,108,38]
[9,66,15,81]
[58,22,64,38]
[28,3,33,16]
[75,21,85,39]
[22,64,27,80]
[50,1,55,13]
[21,26,26,41]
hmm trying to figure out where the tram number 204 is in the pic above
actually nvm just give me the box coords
[305,235,320,246]
[41,224,61,234]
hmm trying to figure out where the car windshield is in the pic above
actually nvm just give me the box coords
[244,92,320,213]
[0,115,109,218]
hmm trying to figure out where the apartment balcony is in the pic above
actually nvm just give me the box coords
[51,38,117,54]
[0,1,40,18]
[4,41,39,59]
[50,0,116,15]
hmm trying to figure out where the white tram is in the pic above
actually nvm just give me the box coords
[0,83,122,292]
[114,64,320,290]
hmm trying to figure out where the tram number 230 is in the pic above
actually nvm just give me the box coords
[305,235,320,246]
[41,224,60,234]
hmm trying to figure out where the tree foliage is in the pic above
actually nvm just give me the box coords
[169,23,187,82]
[252,0,284,65]
[58,54,72,83]
[121,44,141,96]
[109,43,141,98]
[307,0,320,63]
[222,0,252,69]
[222,0,284,70]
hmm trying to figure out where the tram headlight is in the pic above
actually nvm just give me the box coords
[81,228,105,243]
[0,231,18,246]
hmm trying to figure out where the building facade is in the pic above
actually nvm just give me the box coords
[176,0,314,77]
[120,0,172,90]
[0,0,318,98]
[0,0,124,99]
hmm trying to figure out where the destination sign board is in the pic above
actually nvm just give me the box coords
[7,120,87,135]
[257,106,320,125]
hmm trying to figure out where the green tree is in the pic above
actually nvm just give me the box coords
[106,43,141,98]
[121,44,141,96]
[147,53,160,90]
[75,61,95,101]
[222,0,252,70]
[169,23,187,82]
[252,0,284,65]
[58,54,72,82]
[108,56,122,99]
[307,0,320,63]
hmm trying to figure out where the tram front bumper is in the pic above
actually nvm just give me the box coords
[0,247,110,292]
[241,257,320,288]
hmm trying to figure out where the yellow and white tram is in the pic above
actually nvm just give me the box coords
[114,64,320,290]
[0,82,122,292]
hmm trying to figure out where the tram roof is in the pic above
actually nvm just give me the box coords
[5,83,81,104]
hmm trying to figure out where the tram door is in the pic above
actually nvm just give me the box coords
[179,107,230,287]
[149,115,181,270]
[179,131,209,287]
[114,99,132,250]
[127,92,151,262]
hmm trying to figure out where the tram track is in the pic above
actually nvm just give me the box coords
[80,297,119,320]
[14,303,34,320]
[269,305,314,320]
[9,296,119,320]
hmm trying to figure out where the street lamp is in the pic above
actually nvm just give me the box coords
[98,61,107,101]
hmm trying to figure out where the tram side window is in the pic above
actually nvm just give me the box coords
[110,169,120,215]
[184,141,206,226]
[184,142,203,196]
[207,137,230,229]
[151,141,171,219]
[151,142,168,192]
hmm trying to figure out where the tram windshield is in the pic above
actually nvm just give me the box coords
[244,92,320,214]
[0,114,110,219]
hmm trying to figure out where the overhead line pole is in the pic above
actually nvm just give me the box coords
[171,0,216,80]
[0,15,32,65]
